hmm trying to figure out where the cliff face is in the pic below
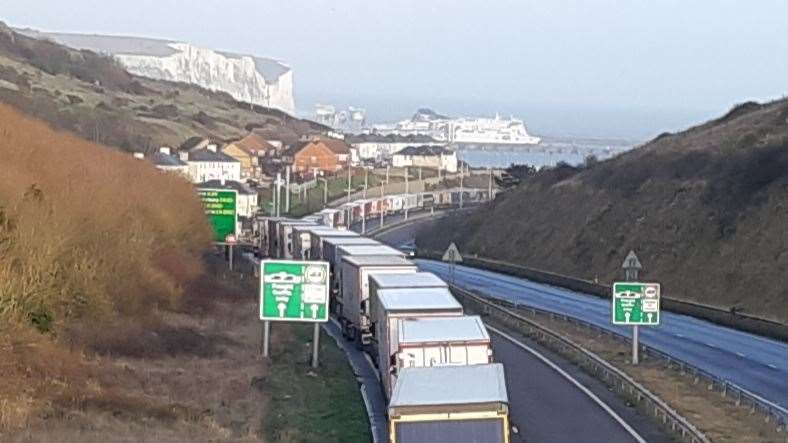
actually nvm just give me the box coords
[417,99,788,323]
[14,30,295,115]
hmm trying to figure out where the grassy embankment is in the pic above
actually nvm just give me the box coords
[0,104,368,441]
[418,99,788,322]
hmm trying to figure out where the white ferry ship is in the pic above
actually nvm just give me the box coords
[374,109,541,147]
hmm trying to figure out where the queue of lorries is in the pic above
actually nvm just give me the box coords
[254,189,511,443]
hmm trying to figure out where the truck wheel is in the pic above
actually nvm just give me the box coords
[340,319,348,338]
[347,325,356,342]
[354,333,363,351]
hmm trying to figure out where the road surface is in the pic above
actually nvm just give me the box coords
[376,218,788,409]
[371,217,669,442]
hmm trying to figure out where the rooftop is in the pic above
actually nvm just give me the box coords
[230,132,278,155]
[389,363,507,407]
[150,151,187,167]
[340,255,415,267]
[338,245,405,257]
[188,148,239,163]
[376,287,461,312]
[399,316,489,344]
[370,272,447,289]
[323,237,380,246]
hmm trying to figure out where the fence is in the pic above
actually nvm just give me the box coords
[451,285,712,443]
[450,285,788,435]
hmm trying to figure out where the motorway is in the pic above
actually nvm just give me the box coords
[375,217,788,410]
[369,216,668,442]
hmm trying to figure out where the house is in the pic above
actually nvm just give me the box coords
[150,147,188,176]
[196,179,259,219]
[290,137,351,173]
[179,136,212,152]
[186,145,241,183]
[391,145,458,172]
[223,132,279,179]
[346,134,441,165]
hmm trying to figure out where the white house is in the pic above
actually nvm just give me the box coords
[391,145,458,172]
[186,145,241,183]
[346,134,442,165]
[150,147,189,176]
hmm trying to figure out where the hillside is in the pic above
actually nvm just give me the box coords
[417,98,788,323]
[0,21,324,152]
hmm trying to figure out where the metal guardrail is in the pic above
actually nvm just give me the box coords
[453,285,788,436]
[450,284,713,443]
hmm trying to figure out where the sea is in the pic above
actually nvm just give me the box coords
[457,137,637,169]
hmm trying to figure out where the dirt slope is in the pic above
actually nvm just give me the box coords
[418,99,788,322]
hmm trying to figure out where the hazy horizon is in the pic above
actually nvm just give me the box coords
[4,0,787,139]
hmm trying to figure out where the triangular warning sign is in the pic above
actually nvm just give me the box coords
[622,250,642,270]
[442,242,463,263]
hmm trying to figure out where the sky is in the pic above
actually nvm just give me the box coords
[3,0,788,139]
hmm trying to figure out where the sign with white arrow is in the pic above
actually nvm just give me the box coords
[612,282,661,325]
[260,260,329,322]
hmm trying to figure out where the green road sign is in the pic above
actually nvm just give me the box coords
[197,188,238,242]
[260,260,329,322]
[612,282,661,325]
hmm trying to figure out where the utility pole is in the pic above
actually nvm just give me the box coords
[379,182,385,228]
[361,202,366,234]
[623,250,643,365]
[459,164,464,209]
[363,168,368,199]
[386,165,390,185]
[418,167,422,182]
[275,172,281,217]
[346,165,352,202]
[285,166,291,213]
[488,167,493,202]
[404,167,409,220]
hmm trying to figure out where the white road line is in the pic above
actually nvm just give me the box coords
[705,343,717,348]
[674,333,684,338]
[736,352,746,358]
[488,325,647,443]
[767,364,778,370]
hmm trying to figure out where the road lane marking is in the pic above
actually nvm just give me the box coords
[705,343,717,348]
[487,325,647,443]
[736,352,746,358]
[767,364,778,370]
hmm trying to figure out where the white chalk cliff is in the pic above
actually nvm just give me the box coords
[16,31,295,115]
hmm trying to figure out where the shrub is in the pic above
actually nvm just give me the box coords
[0,103,212,334]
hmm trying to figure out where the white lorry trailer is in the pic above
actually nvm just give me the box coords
[369,272,448,304]
[339,255,417,347]
[276,220,316,259]
[292,226,356,260]
[388,363,510,443]
[368,287,465,397]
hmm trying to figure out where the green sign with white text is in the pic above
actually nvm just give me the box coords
[260,260,329,322]
[197,188,237,242]
[612,282,661,325]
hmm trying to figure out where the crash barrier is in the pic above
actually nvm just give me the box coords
[450,285,787,435]
[418,251,788,343]
[451,285,712,443]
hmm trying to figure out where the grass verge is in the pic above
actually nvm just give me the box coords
[262,322,371,442]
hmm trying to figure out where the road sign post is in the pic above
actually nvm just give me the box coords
[260,260,330,366]
[197,188,238,243]
[615,250,659,365]
[442,242,463,284]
